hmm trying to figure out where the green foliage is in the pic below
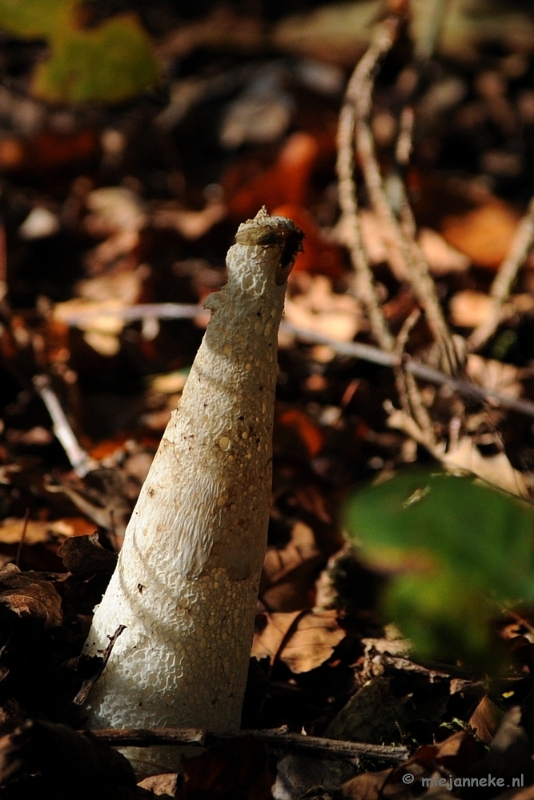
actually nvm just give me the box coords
[345,470,534,672]
[0,0,159,103]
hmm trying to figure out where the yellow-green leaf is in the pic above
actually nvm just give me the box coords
[0,1,159,103]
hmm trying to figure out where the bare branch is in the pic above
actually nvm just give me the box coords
[90,726,409,765]
[336,26,395,351]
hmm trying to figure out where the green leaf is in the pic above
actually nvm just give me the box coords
[0,2,159,103]
[345,470,534,670]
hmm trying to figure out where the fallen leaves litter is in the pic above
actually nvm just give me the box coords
[252,608,345,673]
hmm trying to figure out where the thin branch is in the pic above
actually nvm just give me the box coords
[55,302,203,326]
[336,32,395,351]
[89,726,409,765]
[468,195,534,352]
[50,303,534,419]
[33,374,96,477]
[351,15,460,375]
[280,321,534,419]
[394,310,438,449]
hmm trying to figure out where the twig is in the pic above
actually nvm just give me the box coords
[15,509,30,568]
[55,302,203,326]
[49,303,534,418]
[280,321,534,419]
[468,195,534,352]
[394,310,438,449]
[33,374,96,477]
[351,14,460,375]
[336,32,394,351]
[89,726,409,765]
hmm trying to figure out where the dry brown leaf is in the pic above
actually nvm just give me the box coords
[443,437,528,498]
[342,767,393,800]
[85,187,146,235]
[152,201,225,239]
[469,695,503,744]
[449,290,493,327]
[0,516,95,546]
[466,354,521,400]
[441,200,519,269]
[0,564,62,628]
[138,772,177,796]
[252,609,345,673]
[284,274,361,341]
[327,676,407,744]
[57,533,117,576]
[418,227,470,274]
[261,522,322,612]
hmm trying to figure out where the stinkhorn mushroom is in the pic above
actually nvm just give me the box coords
[83,207,303,772]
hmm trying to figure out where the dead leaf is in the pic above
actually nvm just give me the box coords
[418,227,470,274]
[0,564,63,628]
[273,203,346,280]
[449,290,492,327]
[469,695,504,744]
[225,131,324,219]
[57,532,117,576]
[138,772,178,796]
[85,187,145,235]
[443,437,528,498]
[0,516,95,546]
[466,354,521,401]
[152,201,226,239]
[0,719,136,800]
[261,521,323,611]
[276,408,324,458]
[284,274,362,342]
[441,200,519,269]
[0,130,99,174]
[326,676,407,744]
[252,609,345,673]
[433,730,480,769]
[342,767,393,800]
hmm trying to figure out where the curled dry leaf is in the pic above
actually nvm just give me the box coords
[417,227,470,275]
[252,608,345,673]
[151,201,226,239]
[0,564,62,628]
[469,695,503,745]
[275,408,324,459]
[57,533,117,576]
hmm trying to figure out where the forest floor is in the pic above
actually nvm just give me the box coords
[1,1,534,798]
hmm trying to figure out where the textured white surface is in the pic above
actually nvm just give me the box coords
[84,209,302,751]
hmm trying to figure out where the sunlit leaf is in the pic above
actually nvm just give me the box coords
[0,2,159,103]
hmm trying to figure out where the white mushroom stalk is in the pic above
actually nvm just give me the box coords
[83,207,303,771]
